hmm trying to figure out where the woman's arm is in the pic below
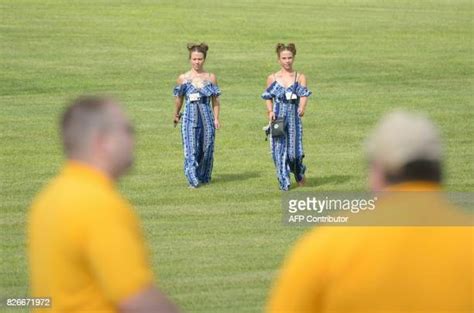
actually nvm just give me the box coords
[173,75,185,125]
[266,75,276,121]
[210,73,221,129]
[297,74,308,117]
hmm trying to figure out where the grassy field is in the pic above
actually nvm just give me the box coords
[1,0,473,312]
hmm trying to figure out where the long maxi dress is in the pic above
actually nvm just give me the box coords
[173,79,221,187]
[262,78,312,190]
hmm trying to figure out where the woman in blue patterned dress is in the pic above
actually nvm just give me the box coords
[262,43,312,191]
[173,43,221,188]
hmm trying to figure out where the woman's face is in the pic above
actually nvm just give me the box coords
[278,50,294,70]
[190,51,205,71]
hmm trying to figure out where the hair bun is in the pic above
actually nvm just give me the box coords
[199,43,209,52]
[275,43,285,53]
[276,43,297,56]
[187,42,209,59]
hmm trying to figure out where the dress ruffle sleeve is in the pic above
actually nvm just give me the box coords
[295,85,312,97]
[200,83,221,97]
[261,81,278,100]
[261,90,273,100]
[173,84,187,97]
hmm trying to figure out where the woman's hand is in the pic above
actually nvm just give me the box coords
[297,107,305,117]
[268,111,276,121]
[173,113,180,126]
[214,119,220,129]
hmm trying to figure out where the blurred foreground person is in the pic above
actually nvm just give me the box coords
[28,96,179,313]
[267,111,473,313]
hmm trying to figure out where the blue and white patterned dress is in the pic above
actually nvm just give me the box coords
[174,80,221,187]
[262,79,312,190]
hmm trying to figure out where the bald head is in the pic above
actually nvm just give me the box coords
[61,95,135,179]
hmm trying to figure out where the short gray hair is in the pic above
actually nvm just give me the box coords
[365,110,442,174]
[61,95,117,157]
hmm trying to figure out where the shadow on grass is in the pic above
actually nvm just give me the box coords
[304,175,354,188]
[213,171,261,183]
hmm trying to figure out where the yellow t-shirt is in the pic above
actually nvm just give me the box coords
[267,182,474,313]
[28,161,154,313]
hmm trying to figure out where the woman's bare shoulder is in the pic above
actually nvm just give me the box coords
[208,72,218,84]
[177,72,191,84]
[266,73,276,85]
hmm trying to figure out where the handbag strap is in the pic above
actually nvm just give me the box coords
[290,71,298,99]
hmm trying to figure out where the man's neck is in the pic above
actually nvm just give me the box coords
[68,157,116,181]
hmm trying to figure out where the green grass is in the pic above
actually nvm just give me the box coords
[1,0,473,312]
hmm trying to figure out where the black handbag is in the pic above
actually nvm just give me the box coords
[271,117,286,138]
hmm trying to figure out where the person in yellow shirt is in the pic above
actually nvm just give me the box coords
[27,95,180,313]
[267,111,473,313]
